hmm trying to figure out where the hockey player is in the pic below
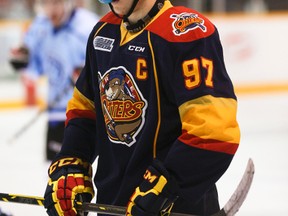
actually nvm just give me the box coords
[44,0,240,215]
[10,0,99,160]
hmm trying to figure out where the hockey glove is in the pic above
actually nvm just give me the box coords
[44,157,95,216]
[9,45,29,71]
[127,159,179,216]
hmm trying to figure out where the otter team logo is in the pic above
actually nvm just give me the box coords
[98,67,147,146]
[170,12,207,35]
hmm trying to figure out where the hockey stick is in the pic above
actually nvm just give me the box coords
[7,78,75,144]
[7,107,44,144]
[0,158,255,216]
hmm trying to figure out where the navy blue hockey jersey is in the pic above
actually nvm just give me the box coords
[60,1,240,214]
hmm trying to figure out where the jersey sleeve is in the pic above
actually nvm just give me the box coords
[58,30,98,163]
[149,7,240,204]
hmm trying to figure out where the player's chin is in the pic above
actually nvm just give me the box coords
[112,0,119,3]
[111,2,127,15]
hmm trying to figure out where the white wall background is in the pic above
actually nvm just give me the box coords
[212,14,288,85]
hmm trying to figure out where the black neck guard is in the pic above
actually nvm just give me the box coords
[111,0,165,33]
[124,0,164,33]
[109,0,139,19]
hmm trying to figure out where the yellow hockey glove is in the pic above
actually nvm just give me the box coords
[127,159,178,216]
[44,157,94,216]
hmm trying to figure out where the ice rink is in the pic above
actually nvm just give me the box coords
[1,13,288,214]
[0,81,288,216]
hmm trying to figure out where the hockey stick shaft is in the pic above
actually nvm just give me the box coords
[0,159,254,216]
[7,78,75,144]
[0,193,191,216]
[0,193,44,206]
[7,109,44,143]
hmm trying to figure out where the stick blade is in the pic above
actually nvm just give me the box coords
[223,158,255,216]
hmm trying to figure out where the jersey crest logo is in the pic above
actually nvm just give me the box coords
[98,66,147,146]
[170,12,207,35]
[93,36,114,52]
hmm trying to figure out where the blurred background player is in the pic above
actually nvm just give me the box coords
[0,0,35,19]
[9,0,99,160]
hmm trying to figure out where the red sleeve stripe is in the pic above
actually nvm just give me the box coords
[65,109,96,126]
[178,131,239,155]
[179,95,240,144]
[65,88,96,126]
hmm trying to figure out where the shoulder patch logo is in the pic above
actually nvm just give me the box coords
[170,12,207,36]
[98,66,147,147]
[93,36,114,52]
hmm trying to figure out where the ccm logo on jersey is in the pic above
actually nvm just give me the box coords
[170,12,207,36]
[94,36,114,52]
[128,45,145,53]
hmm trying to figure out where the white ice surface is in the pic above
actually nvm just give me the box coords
[0,92,288,215]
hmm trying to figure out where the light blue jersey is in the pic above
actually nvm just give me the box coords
[25,8,99,121]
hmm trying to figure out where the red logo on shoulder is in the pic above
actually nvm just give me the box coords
[170,12,207,35]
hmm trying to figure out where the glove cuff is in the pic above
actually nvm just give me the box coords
[128,159,179,215]
[48,157,92,178]
[151,159,179,202]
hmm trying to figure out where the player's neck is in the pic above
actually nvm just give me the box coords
[127,0,156,24]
